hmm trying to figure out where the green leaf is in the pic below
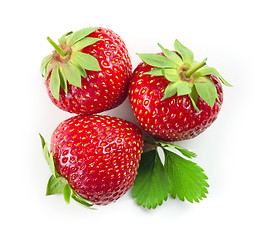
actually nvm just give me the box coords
[158,142,196,159]
[39,133,46,150]
[72,37,101,51]
[174,39,194,65]
[144,68,164,76]
[41,54,52,77]
[195,66,233,87]
[163,149,209,203]
[70,52,101,71]
[58,67,68,94]
[219,75,233,87]
[195,78,217,108]
[157,43,183,66]
[137,53,178,69]
[39,134,58,178]
[63,184,72,204]
[162,69,180,82]
[61,62,82,88]
[131,149,171,209]
[71,192,94,208]
[58,31,73,45]
[67,27,98,46]
[46,175,66,196]
[176,81,192,96]
[161,83,177,101]
[49,66,61,101]
[43,145,58,178]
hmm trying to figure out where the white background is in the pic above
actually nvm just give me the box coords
[1,0,254,239]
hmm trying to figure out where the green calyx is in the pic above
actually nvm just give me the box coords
[39,134,94,208]
[131,137,209,209]
[41,27,102,101]
[138,39,232,111]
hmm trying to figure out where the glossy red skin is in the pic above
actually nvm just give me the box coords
[46,28,132,115]
[51,115,143,205]
[129,62,223,141]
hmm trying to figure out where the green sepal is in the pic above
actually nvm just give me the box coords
[71,191,94,208]
[157,43,182,65]
[195,77,218,108]
[163,148,209,203]
[58,31,73,45]
[131,149,171,209]
[67,27,98,46]
[41,54,52,77]
[161,82,177,101]
[177,81,192,96]
[70,52,101,71]
[162,69,180,82]
[63,184,72,204]
[137,53,178,69]
[39,134,58,178]
[46,175,66,196]
[174,39,194,65]
[189,85,200,111]
[158,142,196,159]
[59,67,68,94]
[72,37,101,51]
[144,68,164,76]
[195,66,233,87]
[61,62,82,88]
[189,95,200,112]
[49,66,61,101]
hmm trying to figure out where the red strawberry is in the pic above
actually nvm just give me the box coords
[41,27,132,115]
[129,40,232,141]
[41,115,143,206]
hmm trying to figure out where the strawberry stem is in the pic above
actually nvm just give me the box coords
[47,36,67,57]
[185,58,207,78]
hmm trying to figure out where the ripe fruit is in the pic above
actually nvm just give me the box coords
[129,40,232,141]
[41,115,143,206]
[41,27,132,115]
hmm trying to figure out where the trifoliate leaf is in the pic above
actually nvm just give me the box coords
[195,78,217,108]
[176,81,192,96]
[163,148,209,203]
[157,43,182,66]
[70,52,101,71]
[71,192,94,208]
[46,175,66,196]
[162,69,180,82]
[49,66,61,101]
[61,62,82,88]
[41,54,52,77]
[131,149,171,209]
[72,37,101,51]
[67,27,98,46]
[144,68,164,76]
[137,53,178,69]
[158,142,196,159]
[63,184,72,204]
[58,31,73,45]
[174,39,194,65]
[161,82,177,101]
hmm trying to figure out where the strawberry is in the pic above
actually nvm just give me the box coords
[41,27,132,115]
[40,115,143,206]
[129,40,232,141]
